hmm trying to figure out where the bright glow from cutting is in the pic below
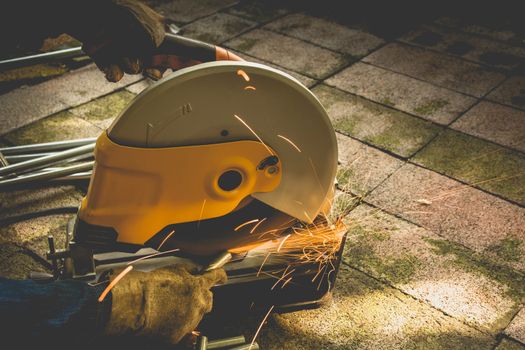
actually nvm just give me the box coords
[244,86,256,91]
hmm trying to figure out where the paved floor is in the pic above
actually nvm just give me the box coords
[0,1,524,349]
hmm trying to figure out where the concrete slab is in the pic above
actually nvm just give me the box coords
[225,29,350,79]
[435,17,524,46]
[225,0,289,23]
[400,24,525,71]
[451,101,525,153]
[3,111,101,145]
[231,50,317,87]
[505,308,525,344]
[0,64,140,136]
[180,12,256,44]
[265,13,384,57]
[125,79,152,95]
[363,43,505,97]
[314,84,442,157]
[257,265,494,349]
[325,62,477,124]
[151,0,239,23]
[496,339,525,350]
[0,186,82,253]
[336,133,404,196]
[69,90,136,130]
[367,163,525,272]
[344,204,523,332]
[487,76,525,110]
[412,129,525,205]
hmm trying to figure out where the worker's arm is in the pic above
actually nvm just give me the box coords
[0,265,226,345]
[0,277,110,343]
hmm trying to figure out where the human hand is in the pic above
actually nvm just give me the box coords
[106,263,227,344]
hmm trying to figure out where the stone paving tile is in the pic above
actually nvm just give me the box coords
[3,111,101,145]
[344,204,523,333]
[69,90,136,130]
[435,17,524,46]
[412,129,525,205]
[505,308,525,344]
[336,133,404,196]
[257,265,494,350]
[149,0,239,24]
[363,43,505,97]
[0,64,140,136]
[496,339,525,350]
[231,50,317,87]
[225,29,350,79]
[366,163,525,272]
[180,12,256,44]
[487,76,525,110]
[400,24,525,71]
[125,79,153,95]
[314,84,442,158]
[224,0,289,23]
[0,186,82,255]
[451,101,525,153]
[265,13,384,57]
[325,62,477,124]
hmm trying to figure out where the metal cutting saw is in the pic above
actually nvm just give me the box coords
[0,33,345,317]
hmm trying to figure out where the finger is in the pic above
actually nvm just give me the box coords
[121,57,143,74]
[144,67,166,80]
[102,64,125,82]
[199,268,227,288]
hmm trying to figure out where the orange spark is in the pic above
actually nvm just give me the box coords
[237,69,250,81]
[281,276,293,288]
[277,134,301,152]
[250,305,274,350]
[197,199,207,230]
[157,230,175,250]
[98,265,133,302]
[257,252,271,276]
[233,114,274,155]
[126,248,180,265]
[235,218,260,231]
[277,234,291,252]
[250,217,267,233]
[244,85,256,91]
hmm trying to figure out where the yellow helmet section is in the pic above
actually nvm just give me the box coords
[78,133,281,245]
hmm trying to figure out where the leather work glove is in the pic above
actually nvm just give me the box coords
[67,0,166,82]
[105,264,227,344]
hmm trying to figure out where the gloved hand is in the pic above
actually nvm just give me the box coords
[105,263,227,344]
[67,0,166,82]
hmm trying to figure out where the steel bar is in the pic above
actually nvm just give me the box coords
[0,161,94,189]
[0,47,85,71]
[0,138,96,156]
[229,343,259,350]
[5,153,61,163]
[0,143,95,177]
[207,336,246,349]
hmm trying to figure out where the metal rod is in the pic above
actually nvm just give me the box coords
[5,153,61,163]
[0,143,95,177]
[0,138,96,156]
[228,342,259,350]
[203,251,232,273]
[0,161,94,189]
[208,336,246,349]
[0,47,85,71]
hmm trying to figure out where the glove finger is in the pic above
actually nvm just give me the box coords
[102,64,125,82]
[121,57,143,74]
[144,67,166,80]
[200,268,227,288]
